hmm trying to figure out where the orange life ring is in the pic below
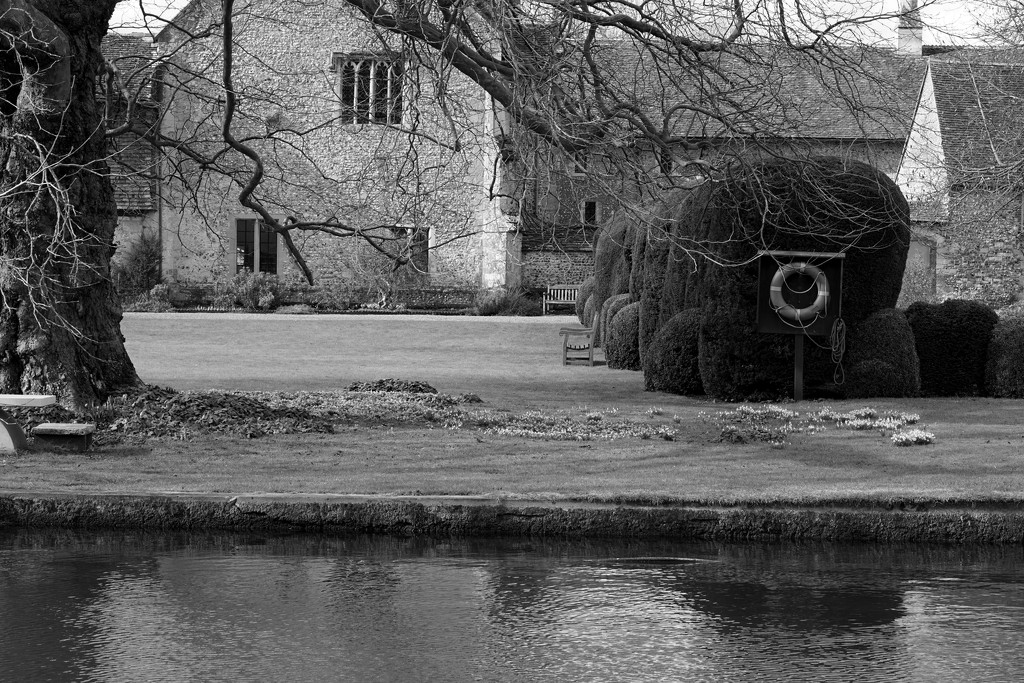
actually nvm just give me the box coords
[769,262,829,323]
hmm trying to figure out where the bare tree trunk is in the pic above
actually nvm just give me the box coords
[0,0,139,409]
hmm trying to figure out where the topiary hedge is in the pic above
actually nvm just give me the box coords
[628,222,648,300]
[696,157,911,400]
[658,184,716,330]
[597,293,631,348]
[844,309,920,398]
[644,309,704,394]
[576,277,595,325]
[905,299,999,396]
[638,222,673,364]
[985,314,1024,398]
[589,220,632,326]
[607,302,642,370]
[576,157,911,401]
[582,295,596,327]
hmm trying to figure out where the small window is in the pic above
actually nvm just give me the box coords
[236,219,278,275]
[391,225,429,272]
[335,54,404,125]
[580,200,599,226]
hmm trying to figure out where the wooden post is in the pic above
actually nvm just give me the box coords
[794,335,804,401]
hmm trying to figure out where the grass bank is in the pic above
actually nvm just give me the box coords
[1,312,1022,539]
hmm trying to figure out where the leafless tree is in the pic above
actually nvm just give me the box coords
[108,0,494,291]
[1,0,138,407]
[108,0,937,278]
[1,0,936,406]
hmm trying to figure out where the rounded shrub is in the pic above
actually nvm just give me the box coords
[227,270,283,310]
[474,288,542,316]
[576,277,595,325]
[606,301,641,370]
[598,293,631,349]
[844,309,920,398]
[696,157,911,400]
[644,309,704,394]
[985,314,1024,397]
[698,291,793,400]
[905,299,999,396]
[112,232,162,303]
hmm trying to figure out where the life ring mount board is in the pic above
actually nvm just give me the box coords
[756,250,843,336]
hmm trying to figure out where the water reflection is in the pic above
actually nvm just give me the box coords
[1,530,1022,682]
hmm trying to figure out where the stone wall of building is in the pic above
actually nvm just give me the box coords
[930,192,1024,306]
[154,0,514,291]
[521,251,594,290]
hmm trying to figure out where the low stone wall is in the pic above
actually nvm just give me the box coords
[521,252,594,290]
[3,494,1024,543]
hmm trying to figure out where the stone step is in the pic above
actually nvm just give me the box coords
[31,423,97,452]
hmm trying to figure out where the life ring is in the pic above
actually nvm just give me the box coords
[769,262,829,323]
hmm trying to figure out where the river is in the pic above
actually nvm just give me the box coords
[2,530,1022,682]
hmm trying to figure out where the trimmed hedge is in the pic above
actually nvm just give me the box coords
[698,286,793,400]
[905,299,999,396]
[697,157,911,400]
[582,295,596,327]
[598,293,631,349]
[590,221,631,323]
[638,222,673,364]
[607,301,642,370]
[575,277,595,325]
[628,222,648,300]
[658,184,716,330]
[644,309,704,394]
[844,309,920,398]
[986,315,1024,398]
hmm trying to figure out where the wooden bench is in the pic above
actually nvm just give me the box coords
[559,327,594,366]
[0,394,95,452]
[543,284,581,315]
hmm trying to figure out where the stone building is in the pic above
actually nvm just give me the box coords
[103,2,1022,307]
[113,0,518,303]
[896,57,1024,305]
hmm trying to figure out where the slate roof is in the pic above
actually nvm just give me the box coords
[100,33,159,214]
[927,59,1024,175]
[101,33,159,97]
[536,39,925,145]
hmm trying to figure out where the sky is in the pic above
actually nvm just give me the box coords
[109,0,1001,44]
[110,0,188,33]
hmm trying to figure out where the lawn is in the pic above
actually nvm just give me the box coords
[1,311,1022,506]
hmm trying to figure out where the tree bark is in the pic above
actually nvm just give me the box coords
[0,0,140,409]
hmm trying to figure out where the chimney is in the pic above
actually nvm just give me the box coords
[898,0,923,56]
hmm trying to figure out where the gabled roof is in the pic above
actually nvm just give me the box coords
[529,36,925,145]
[100,33,159,98]
[927,59,1024,174]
